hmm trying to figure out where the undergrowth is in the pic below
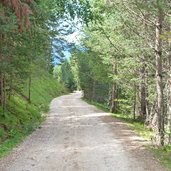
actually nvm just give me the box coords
[151,145,171,169]
[0,72,67,158]
[85,99,153,140]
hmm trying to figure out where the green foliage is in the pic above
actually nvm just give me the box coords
[0,0,92,159]
[86,99,153,140]
[0,128,4,139]
[74,0,171,166]
[84,99,109,112]
[54,60,77,92]
[0,70,67,158]
[70,50,110,102]
[72,0,162,117]
[0,131,24,158]
[111,113,153,139]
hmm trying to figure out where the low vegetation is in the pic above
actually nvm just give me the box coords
[85,99,171,169]
[85,100,153,140]
[0,71,67,158]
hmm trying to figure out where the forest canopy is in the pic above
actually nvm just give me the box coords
[55,0,171,147]
[0,0,91,149]
[2,0,171,149]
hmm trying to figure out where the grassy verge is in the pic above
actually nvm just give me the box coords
[83,99,109,112]
[85,99,171,170]
[85,99,153,140]
[111,113,153,140]
[151,145,171,170]
[0,132,25,158]
[0,72,67,158]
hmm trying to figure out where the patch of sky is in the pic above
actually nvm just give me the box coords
[52,15,83,65]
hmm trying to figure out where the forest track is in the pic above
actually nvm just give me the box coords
[0,91,168,171]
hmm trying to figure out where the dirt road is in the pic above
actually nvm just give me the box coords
[0,92,167,171]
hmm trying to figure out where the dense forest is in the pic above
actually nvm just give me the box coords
[1,0,171,159]
[0,0,91,155]
[56,0,171,147]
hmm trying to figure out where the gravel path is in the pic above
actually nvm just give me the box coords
[0,91,168,171]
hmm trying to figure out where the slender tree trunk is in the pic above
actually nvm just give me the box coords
[28,75,31,103]
[0,73,4,107]
[168,79,171,143]
[140,3,148,121]
[145,69,150,125]
[3,74,6,112]
[167,25,171,143]
[155,9,164,146]
[0,33,4,112]
[92,80,96,101]
[8,74,13,100]
[0,73,5,114]
[139,65,147,119]
[133,83,137,120]
[110,60,117,113]
[110,83,117,113]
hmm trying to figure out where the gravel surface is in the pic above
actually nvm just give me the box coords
[0,91,168,171]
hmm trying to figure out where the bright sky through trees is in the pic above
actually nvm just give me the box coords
[52,17,82,65]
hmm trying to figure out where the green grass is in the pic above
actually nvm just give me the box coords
[0,132,25,158]
[111,113,153,140]
[83,99,109,112]
[0,71,67,158]
[151,145,171,169]
[85,100,153,140]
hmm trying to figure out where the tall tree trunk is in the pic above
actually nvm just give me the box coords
[145,69,150,125]
[140,3,148,122]
[155,9,164,146]
[3,74,6,112]
[0,73,5,114]
[92,80,96,101]
[110,60,117,113]
[110,83,117,113]
[0,73,4,106]
[139,64,147,119]
[8,74,13,100]
[167,25,171,143]
[28,75,31,103]
[133,83,137,120]
[0,33,4,112]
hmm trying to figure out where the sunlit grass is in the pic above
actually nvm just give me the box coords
[85,99,153,140]
[0,73,67,158]
[150,145,171,169]
[111,113,153,140]
[0,132,25,158]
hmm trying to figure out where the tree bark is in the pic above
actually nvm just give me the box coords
[92,80,96,101]
[28,75,31,103]
[8,74,13,100]
[133,83,137,120]
[110,60,117,113]
[155,9,164,146]
[0,73,4,107]
[110,83,117,113]
[145,69,150,125]
[139,65,147,119]
[0,73,5,114]
[167,25,171,143]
